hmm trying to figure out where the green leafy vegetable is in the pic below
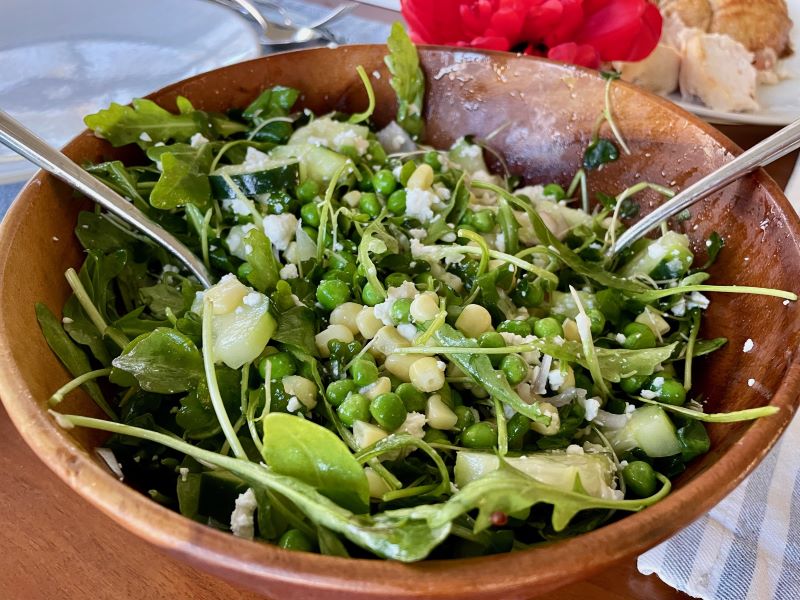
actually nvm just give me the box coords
[84,98,206,146]
[385,23,425,139]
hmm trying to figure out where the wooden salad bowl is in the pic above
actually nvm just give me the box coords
[0,45,799,600]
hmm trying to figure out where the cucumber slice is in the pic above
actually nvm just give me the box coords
[209,158,299,199]
[454,450,619,499]
[272,143,353,185]
[289,117,370,155]
[549,290,596,319]
[618,231,694,279]
[605,405,682,458]
[449,137,488,174]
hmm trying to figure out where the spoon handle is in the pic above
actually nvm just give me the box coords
[610,117,800,255]
[0,111,213,288]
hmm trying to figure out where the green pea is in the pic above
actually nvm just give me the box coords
[479,331,505,368]
[295,180,319,204]
[622,461,657,498]
[462,422,497,449]
[385,272,412,288]
[534,317,563,338]
[454,405,476,431]
[278,529,314,552]
[419,150,439,170]
[387,189,407,214]
[399,161,416,186]
[506,413,531,450]
[370,392,407,431]
[622,322,656,349]
[501,354,528,386]
[300,202,320,228]
[497,320,531,336]
[471,209,496,233]
[390,298,412,324]
[543,183,566,201]
[424,429,450,444]
[326,379,358,406]
[678,419,710,461]
[237,262,253,281]
[619,373,648,395]
[337,393,370,427]
[316,279,350,310]
[587,309,606,335]
[396,382,427,412]
[351,359,379,387]
[361,282,384,307]
[372,169,397,196]
[258,352,296,380]
[358,192,381,218]
[512,278,544,308]
[328,252,356,273]
[649,376,686,406]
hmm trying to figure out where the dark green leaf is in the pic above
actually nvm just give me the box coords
[243,85,299,121]
[261,413,369,514]
[112,328,203,394]
[149,144,212,210]
[35,303,108,410]
[272,306,318,357]
[242,228,280,293]
[583,139,619,170]
[176,367,241,438]
[62,295,111,366]
[701,232,725,269]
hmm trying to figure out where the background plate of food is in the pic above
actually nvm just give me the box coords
[618,0,800,125]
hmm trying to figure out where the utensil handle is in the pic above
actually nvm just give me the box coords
[611,117,800,254]
[0,111,213,288]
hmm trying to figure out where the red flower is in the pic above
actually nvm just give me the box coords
[400,0,661,68]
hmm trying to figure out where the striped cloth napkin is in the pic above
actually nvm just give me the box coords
[638,411,800,599]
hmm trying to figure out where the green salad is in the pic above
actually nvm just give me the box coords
[41,26,795,561]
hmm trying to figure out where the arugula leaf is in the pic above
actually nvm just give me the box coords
[62,295,111,366]
[583,138,619,170]
[242,85,299,122]
[596,191,638,218]
[384,23,425,139]
[84,98,207,147]
[429,324,551,424]
[637,397,780,422]
[149,143,212,210]
[595,343,678,382]
[261,413,370,514]
[272,306,319,357]
[112,328,203,394]
[85,161,149,211]
[139,282,187,319]
[242,228,280,294]
[176,367,241,438]
[36,303,112,416]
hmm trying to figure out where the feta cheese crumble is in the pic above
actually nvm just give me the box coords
[373,281,419,325]
[743,338,754,353]
[230,488,258,540]
[279,264,299,280]
[262,213,298,251]
[190,133,209,147]
[405,188,439,222]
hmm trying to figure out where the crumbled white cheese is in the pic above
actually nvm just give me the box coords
[687,291,710,310]
[225,223,257,260]
[262,213,298,251]
[333,129,369,155]
[376,121,414,153]
[222,196,252,216]
[397,411,426,438]
[230,488,258,540]
[279,264,299,280]
[286,396,302,413]
[163,264,180,273]
[405,188,439,222]
[441,232,457,243]
[408,228,426,240]
[548,369,566,391]
[179,467,189,482]
[62,317,74,325]
[242,292,263,307]
[139,132,152,142]
[615,333,627,344]
[784,299,791,306]
[565,444,584,455]
[747,378,756,387]
[444,251,465,265]
[190,133,209,147]
[670,298,687,317]
[433,183,451,201]
[578,396,601,421]
[494,232,505,252]
[397,323,418,342]
[743,338,754,353]
[373,281,419,325]
[242,146,271,170]
[640,389,658,399]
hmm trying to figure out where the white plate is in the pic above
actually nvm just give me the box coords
[666,0,800,126]
[0,0,261,184]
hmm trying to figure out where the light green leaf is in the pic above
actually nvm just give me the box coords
[384,23,425,139]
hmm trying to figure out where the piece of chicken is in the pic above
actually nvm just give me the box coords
[709,0,793,66]
[616,44,682,95]
[679,31,759,112]
[659,0,713,30]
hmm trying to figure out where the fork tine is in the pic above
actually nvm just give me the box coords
[306,2,358,30]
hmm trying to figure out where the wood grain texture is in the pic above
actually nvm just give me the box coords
[0,46,798,599]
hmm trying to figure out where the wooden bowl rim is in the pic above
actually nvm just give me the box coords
[1,44,799,596]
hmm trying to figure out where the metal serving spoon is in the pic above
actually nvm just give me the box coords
[0,110,214,288]
[610,117,800,255]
